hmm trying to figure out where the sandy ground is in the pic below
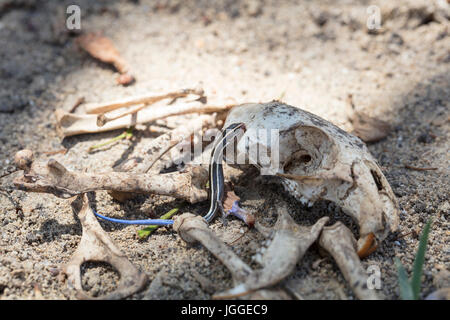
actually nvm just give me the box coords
[0,0,449,300]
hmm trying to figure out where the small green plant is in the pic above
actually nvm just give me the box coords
[395,219,432,300]
[137,207,180,239]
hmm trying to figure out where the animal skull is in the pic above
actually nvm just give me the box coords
[224,102,399,256]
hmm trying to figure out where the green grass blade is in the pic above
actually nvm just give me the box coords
[395,258,414,300]
[137,207,180,239]
[410,219,432,300]
[89,127,134,152]
[137,228,151,239]
[125,127,133,139]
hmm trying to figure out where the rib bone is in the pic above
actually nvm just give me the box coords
[84,88,204,114]
[55,102,233,138]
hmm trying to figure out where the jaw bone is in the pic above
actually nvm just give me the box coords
[63,193,148,299]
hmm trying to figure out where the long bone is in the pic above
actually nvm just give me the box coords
[318,222,380,300]
[13,150,208,203]
[173,213,292,299]
[63,193,148,299]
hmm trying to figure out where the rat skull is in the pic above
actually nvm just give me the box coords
[224,102,399,255]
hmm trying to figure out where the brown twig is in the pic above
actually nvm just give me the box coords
[0,169,17,179]
[394,231,415,240]
[0,188,23,220]
[227,231,247,245]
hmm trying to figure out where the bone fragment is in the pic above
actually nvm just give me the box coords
[77,33,129,74]
[173,213,292,299]
[318,222,379,300]
[174,213,252,282]
[96,103,146,127]
[214,207,329,298]
[63,194,148,299]
[115,114,218,174]
[347,94,391,142]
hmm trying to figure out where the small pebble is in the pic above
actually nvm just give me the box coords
[48,267,60,277]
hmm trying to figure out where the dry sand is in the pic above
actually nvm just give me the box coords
[0,0,448,299]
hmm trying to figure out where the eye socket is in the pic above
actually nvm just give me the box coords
[370,169,383,191]
[283,151,312,173]
[299,154,312,163]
